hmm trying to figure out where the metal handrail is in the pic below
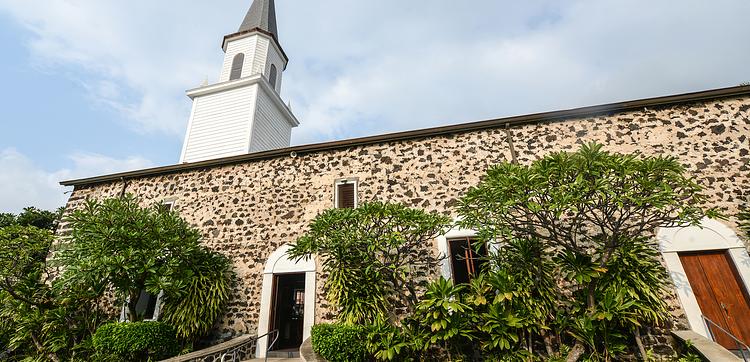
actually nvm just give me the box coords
[702,315,750,361]
[255,329,279,361]
[259,329,280,362]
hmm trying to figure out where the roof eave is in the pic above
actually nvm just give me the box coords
[60,85,750,187]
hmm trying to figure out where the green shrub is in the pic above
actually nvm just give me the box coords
[311,323,369,362]
[92,321,179,361]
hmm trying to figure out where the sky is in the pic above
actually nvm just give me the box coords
[0,0,749,213]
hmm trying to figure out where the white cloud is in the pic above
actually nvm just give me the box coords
[0,148,153,213]
[0,0,748,145]
[282,0,750,144]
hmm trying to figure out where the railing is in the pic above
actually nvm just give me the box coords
[702,315,750,361]
[159,329,279,362]
[261,329,280,362]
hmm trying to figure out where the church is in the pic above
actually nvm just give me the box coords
[60,0,750,358]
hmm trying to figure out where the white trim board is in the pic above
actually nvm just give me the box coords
[256,244,316,358]
[436,226,478,281]
[657,217,750,339]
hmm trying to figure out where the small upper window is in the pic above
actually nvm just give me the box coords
[230,53,245,80]
[269,64,278,89]
[448,237,487,285]
[335,179,357,209]
[159,201,174,213]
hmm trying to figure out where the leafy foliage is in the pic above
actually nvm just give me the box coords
[92,321,180,361]
[159,249,233,342]
[0,207,63,231]
[1,196,233,361]
[0,225,108,361]
[311,323,368,362]
[57,195,213,323]
[289,202,451,324]
[456,143,712,361]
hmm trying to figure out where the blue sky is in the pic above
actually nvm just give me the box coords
[1,0,749,213]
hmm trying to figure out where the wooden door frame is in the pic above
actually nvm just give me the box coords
[658,218,750,340]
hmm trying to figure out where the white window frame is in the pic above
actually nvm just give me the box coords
[334,178,358,208]
[437,226,478,281]
[161,199,176,211]
[120,290,165,322]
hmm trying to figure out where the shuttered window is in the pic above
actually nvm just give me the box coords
[336,181,356,209]
[230,53,245,80]
[448,237,487,284]
[269,64,278,88]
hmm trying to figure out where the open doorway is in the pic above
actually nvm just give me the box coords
[269,273,306,351]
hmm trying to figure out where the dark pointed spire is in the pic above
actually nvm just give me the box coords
[238,0,278,38]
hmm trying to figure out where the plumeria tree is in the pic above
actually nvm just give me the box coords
[459,143,716,361]
[288,201,451,324]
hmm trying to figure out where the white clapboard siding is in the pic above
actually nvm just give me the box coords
[265,43,286,93]
[252,37,270,77]
[219,36,258,83]
[182,85,258,163]
[249,89,292,153]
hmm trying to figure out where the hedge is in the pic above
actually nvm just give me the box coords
[311,323,369,362]
[92,321,180,361]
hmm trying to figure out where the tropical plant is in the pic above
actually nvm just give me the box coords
[459,143,714,361]
[288,202,451,324]
[58,195,234,343]
[57,195,204,322]
[0,224,108,361]
[159,249,233,343]
[412,277,473,360]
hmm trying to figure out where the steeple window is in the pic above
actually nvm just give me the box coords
[269,64,278,88]
[230,53,245,80]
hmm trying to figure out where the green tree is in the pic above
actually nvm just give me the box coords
[0,206,62,231]
[0,213,15,228]
[0,225,106,361]
[459,143,714,361]
[288,202,451,324]
[57,195,231,328]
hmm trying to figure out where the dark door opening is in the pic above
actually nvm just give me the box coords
[269,273,306,351]
[679,251,750,350]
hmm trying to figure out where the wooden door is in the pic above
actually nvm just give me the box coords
[679,251,750,349]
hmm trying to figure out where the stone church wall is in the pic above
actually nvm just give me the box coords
[62,94,750,343]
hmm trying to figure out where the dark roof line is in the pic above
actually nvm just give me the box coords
[61,85,750,187]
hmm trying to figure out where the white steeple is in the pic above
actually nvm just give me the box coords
[180,0,298,164]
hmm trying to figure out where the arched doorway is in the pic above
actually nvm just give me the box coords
[256,244,316,358]
[658,218,750,349]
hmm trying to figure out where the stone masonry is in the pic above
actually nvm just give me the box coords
[62,93,750,342]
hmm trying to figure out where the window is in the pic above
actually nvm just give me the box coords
[159,200,174,213]
[269,64,278,88]
[230,53,245,80]
[120,290,164,322]
[335,179,357,209]
[448,237,487,284]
